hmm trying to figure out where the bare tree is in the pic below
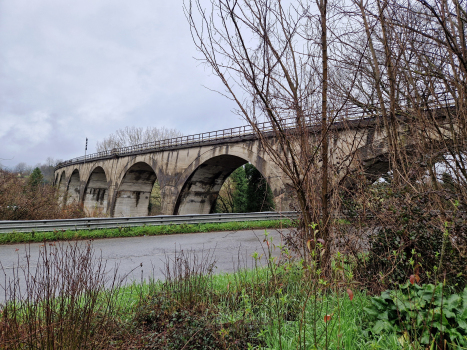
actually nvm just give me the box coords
[185,0,369,264]
[215,177,237,213]
[325,0,467,289]
[13,162,32,176]
[341,0,467,196]
[36,157,59,184]
[96,126,183,152]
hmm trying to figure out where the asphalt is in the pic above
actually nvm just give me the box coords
[0,228,289,303]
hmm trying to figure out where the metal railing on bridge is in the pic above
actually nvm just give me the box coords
[53,104,382,169]
[55,94,456,170]
[0,211,298,234]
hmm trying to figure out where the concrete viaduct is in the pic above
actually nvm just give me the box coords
[53,117,413,217]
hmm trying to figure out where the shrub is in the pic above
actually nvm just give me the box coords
[348,187,467,292]
[132,293,262,349]
[364,281,467,348]
[0,170,84,220]
[130,249,263,349]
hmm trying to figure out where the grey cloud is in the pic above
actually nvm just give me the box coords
[0,0,238,167]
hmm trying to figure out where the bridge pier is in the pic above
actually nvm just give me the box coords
[159,185,178,216]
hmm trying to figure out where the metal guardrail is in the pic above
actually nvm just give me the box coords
[0,211,298,234]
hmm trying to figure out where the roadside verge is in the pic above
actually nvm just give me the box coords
[0,219,295,245]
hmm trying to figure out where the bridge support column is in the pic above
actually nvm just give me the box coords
[105,184,117,217]
[268,176,295,212]
[159,185,178,215]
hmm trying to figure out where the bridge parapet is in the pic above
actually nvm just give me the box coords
[55,105,377,171]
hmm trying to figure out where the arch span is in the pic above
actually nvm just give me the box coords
[112,162,157,217]
[174,151,283,215]
[82,166,109,215]
[57,171,67,205]
[65,169,81,205]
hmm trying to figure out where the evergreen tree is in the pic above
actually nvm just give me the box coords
[28,167,44,190]
[230,167,247,213]
[215,164,275,213]
[215,166,247,213]
[245,164,275,212]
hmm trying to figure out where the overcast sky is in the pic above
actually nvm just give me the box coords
[0,0,240,168]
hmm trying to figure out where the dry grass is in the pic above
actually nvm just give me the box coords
[0,241,131,349]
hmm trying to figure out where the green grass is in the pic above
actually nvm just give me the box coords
[0,219,295,245]
[112,263,403,349]
[1,235,405,349]
[257,291,401,349]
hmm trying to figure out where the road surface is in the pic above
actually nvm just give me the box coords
[0,228,289,303]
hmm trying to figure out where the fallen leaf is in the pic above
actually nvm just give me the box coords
[306,240,312,252]
[346,288,354,301]
[398,331,409,345]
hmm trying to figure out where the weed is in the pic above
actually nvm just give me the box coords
[364,280,467,348]
[0,241,132,349]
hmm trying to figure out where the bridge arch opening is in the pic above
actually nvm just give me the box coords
[112,162,157,217]
[65,169,81,205]
[82,166,109,216]
[56,171,67,205]
[174,155,274,215]
[57,171,66,191]
[215,163,275,213]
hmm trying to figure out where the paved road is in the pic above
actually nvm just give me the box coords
[0,228,289,303]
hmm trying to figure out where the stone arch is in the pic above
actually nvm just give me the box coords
[82,166,109,215]
[57,171,66,190]
[173,146,284,215]
[57,171,67,205]
[112,162,157,217]
[65,169,81,205]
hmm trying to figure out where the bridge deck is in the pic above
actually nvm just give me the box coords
[55,98,454,170]
[55,112,376,170]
